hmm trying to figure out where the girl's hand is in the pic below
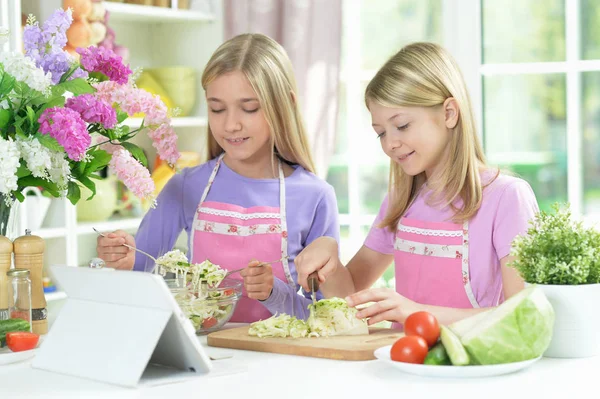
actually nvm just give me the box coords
[346,288,419,326]
[241,260,274,301]
[96,230,135,270]
[295,236,340,292]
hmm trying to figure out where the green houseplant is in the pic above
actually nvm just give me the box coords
[510,203,600,358]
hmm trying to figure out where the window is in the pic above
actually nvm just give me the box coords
[481,0,600,217]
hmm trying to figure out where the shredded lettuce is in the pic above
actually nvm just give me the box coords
[307,297,369,337]
[248,297,368,338]
[248,314,309,338]
[156,250,227,291]
[156,250,234,330]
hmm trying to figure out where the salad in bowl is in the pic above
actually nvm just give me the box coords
[156,250,242,333]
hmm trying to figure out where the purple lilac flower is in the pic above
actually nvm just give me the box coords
[38,107,91,161]
[66,94,117,129]
[38,51,72,84]
[23,9,81,84]
[77,46,132,85]
[23,24,44,64]
[41,9,72,51]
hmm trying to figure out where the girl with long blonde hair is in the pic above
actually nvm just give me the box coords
[97,33,340,323]
[295,42,539,327]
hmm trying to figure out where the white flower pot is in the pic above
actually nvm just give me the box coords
[535,283,600,358]
[22,187,51,231]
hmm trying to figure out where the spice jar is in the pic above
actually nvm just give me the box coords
[0,235,13,320]
[7,268,32,329]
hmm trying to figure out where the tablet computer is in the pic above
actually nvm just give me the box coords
[32,265,213,387]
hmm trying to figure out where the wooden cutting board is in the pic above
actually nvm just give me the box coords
[206,326,404,361]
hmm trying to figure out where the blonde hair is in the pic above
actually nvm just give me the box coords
[201,33,316,174]
[365,42,492,231]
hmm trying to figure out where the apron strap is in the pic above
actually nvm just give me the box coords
[461,220,479,308]
[278,161,295,288]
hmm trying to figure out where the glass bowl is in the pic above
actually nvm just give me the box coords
[167,278,242,334]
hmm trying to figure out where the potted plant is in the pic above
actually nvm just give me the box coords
[510,203,600,358]
[0,8,180,238]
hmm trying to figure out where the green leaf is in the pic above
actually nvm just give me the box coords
[35,133,64,152]
[15,124,27,139]
[83,149,111,175]
[13,81,31,97]
[58,64,80,84]
[17,176,59,197]
[35,96,66,119]
[13,191,25,202]
[88,71,108,83]
[26,106,36,126]
[0,109,11,130]
[77,175,96,200]
[28,93,50,107]
[120,142,148,168]
[117,110,129,124]
[56,78,95,96]
[67,181,81,205]
[0,73,16,95]
[16,161,31,178]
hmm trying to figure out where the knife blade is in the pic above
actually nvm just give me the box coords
[307,271,319,306]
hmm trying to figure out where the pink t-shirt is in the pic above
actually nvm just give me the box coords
[364,172,539,307]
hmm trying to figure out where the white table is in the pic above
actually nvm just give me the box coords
[0,327,597,399]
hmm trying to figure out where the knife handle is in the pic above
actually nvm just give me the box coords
[307,271,320,292]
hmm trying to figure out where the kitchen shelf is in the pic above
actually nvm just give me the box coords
[35,226,68,239]
[104,2,215,23]
[76,217,144,235]
[123,116,208,128]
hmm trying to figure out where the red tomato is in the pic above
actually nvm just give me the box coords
[6,332,39,352]
[404,311,440,347]
[223,289,234,297]
[390,336,429,364]
[202,317,218,329]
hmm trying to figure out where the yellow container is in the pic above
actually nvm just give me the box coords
[146,67,197,116]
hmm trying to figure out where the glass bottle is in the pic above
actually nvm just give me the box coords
[7,268,32,330]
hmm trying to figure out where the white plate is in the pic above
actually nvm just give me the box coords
[374,345,541,378]
[0,336,42,366]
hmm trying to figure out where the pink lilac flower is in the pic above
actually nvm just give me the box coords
[109,149,155,203]
[146,123,180,165]
[77,46,132,85]
[38,107,91,161]
[94,81,180,165]
[66,94,117,129]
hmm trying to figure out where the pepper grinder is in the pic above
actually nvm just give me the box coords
[13,229,47,334]
[0,235,13,320]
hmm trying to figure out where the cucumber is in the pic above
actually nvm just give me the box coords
[440,325,470,366]
[424,342,452,365]
[0,319,31,347]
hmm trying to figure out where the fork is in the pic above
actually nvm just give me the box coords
[221,256,290,278]
[93,227,158,263]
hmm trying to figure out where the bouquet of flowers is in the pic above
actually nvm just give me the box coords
[0,8,180,235]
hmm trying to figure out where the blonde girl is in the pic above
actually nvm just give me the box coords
[97,33,340,323]
[295,42,538,327]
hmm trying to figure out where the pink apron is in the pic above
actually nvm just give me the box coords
[189,153,295,322]
[393,216,479,328]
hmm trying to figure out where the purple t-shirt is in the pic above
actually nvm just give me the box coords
[134,157,340,319]
[364,171,539,307]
